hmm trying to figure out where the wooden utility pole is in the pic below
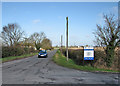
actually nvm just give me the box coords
[61,35,63,52]
[66,17,69,61]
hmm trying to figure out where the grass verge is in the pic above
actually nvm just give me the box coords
[53,50,119,73]
[0,53,38,63]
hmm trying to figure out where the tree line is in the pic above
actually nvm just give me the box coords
[1,14,119,67]
[1,23,52,58]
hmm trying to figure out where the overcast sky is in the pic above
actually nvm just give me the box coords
[2,2,118,46]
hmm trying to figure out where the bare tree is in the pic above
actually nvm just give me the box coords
[22,37,34,48]
[94,14,120,67]
[29,32,46,50]
[1,23,24,46]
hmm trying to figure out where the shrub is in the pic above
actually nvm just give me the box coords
[2,46,37,58]
[62,48,119,70]
[24,47,29,54]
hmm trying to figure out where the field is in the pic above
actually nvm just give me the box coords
[62,47,119,71]
[53,50,119,73]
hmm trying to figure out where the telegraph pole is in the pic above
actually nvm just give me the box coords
[66,17,69,61]
[61,35,63,52]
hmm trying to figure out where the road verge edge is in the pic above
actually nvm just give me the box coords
[52,50,119,73]
[0,53,38,63]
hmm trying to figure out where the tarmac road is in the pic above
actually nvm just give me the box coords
[2,49,119,84]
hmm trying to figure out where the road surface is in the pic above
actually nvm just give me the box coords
[2,49,119,84]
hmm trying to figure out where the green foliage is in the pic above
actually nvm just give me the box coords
[53,50,119,73]
[1,53,38,62]
[62,49,94,66]
[2,46,37,58]
[94,14,120,67]
[23,47,30,54]
[105,46,115,67]
[62,49,118,70]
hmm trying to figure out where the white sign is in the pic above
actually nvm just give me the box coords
[84,47,94,60]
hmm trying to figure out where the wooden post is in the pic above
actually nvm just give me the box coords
[66,17,69,61]
[61,35,63,53]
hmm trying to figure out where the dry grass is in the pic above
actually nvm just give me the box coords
[53,50,119,73]
[63,47,120,71]
[69,47,119,51]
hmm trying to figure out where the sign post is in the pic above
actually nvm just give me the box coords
[84,47,94,60]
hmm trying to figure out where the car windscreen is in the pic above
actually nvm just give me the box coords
[40,50,46,53]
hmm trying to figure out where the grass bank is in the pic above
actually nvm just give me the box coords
[53,50,119,73]
[0,53,38,63]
